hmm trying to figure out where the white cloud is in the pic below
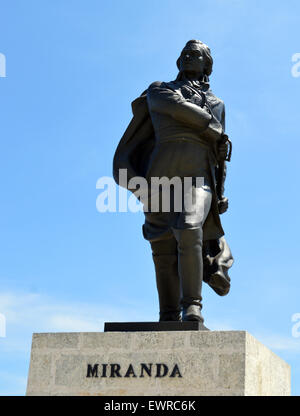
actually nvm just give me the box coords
[0,371,27,396]
[0,290,152,334]
[48,315,102,332]
[205,316,300,353]
[255,333,300,353]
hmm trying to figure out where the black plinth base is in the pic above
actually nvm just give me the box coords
[104,321,209,332]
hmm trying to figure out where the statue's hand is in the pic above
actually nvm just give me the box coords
[218,197,229,214]
[218,141,229,160]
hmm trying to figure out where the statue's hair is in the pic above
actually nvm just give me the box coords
[176,40,213,82]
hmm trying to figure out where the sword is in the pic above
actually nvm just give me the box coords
[216,134,232,209]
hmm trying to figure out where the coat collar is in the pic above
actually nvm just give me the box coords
[164,80,222,108]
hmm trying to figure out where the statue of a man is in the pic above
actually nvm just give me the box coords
[113,40,233,325]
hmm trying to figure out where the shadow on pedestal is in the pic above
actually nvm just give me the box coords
[104,321,209,332]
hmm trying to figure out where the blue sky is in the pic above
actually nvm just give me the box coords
[0,0,300,395]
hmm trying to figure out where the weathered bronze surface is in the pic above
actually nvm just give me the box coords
[113,40,234,325]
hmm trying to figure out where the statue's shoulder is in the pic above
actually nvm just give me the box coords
[132,81,166,113]
[147,80,180,96]
[206,89,225,109]
[147,80,166,90]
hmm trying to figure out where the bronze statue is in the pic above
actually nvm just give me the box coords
[113,40,233,326]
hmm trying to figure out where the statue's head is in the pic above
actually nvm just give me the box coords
[176,40,213,82]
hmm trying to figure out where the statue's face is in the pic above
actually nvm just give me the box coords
[178,44,206,76]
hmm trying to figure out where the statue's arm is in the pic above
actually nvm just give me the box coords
[147,81,211,131]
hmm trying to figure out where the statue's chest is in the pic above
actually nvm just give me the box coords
[179,85,206,107]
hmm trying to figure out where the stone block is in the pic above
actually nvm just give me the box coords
[26,330,291,396]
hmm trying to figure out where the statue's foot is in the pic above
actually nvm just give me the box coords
[182,305,204,323]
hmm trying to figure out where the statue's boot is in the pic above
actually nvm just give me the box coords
[173,228,204,323]
[151,238,181,321]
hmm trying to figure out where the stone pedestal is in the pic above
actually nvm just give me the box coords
[26,330,291,396]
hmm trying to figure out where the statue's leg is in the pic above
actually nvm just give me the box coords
[150,236,181,322]
[172,227,204,322]
[172,184,212,322]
